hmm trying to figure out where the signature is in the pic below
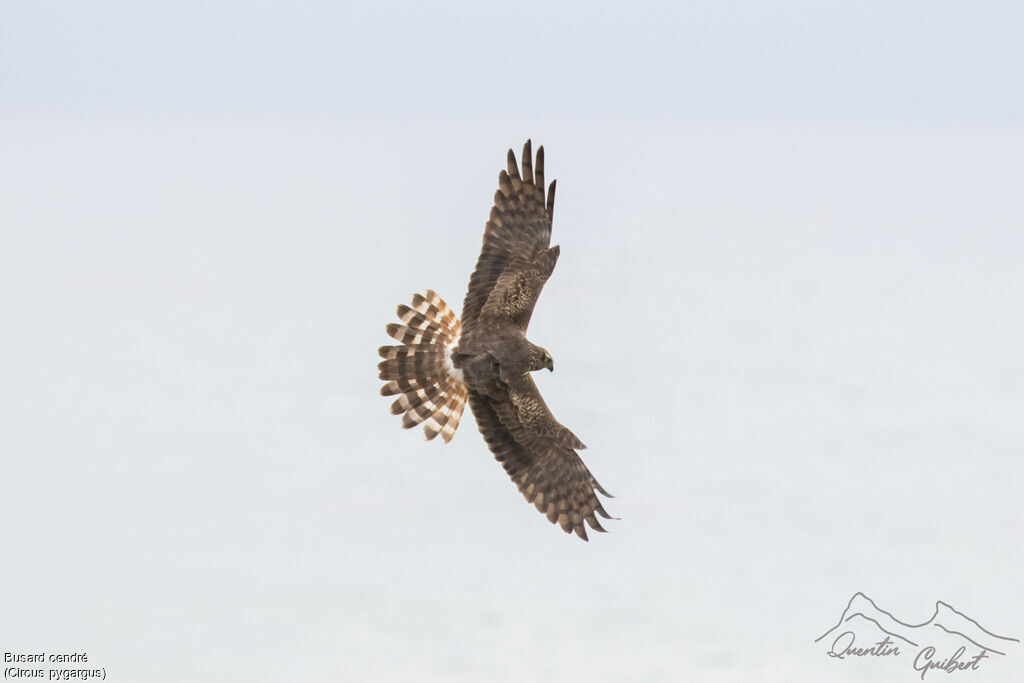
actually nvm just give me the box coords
[815,593,1017,679]
[913,647,990,680]
[827,632,901,659]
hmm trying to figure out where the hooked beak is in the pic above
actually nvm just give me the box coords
[545,358,554,372]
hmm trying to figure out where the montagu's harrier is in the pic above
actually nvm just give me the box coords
[378,140,612,540]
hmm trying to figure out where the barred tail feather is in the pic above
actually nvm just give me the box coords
[378,290,467,443]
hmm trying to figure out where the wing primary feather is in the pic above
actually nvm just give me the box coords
[506,149,522,191]
[498,170,513,197]
[547,179,556,218]
[521,139,533,184]
[535,145,545,196]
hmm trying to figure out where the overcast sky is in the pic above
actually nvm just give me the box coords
[2,1,1024,121]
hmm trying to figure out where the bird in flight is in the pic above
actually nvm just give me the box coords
[377,140,613,540]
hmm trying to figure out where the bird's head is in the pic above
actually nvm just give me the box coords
[529,345,554,373]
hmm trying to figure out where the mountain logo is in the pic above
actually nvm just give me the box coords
[815,592,1019,679]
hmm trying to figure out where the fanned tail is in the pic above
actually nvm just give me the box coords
[378,290,468,443]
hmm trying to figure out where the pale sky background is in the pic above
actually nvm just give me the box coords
[2,0,1024,121]
[2,2,1023,682]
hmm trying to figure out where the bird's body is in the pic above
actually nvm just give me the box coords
[378,141,612,540]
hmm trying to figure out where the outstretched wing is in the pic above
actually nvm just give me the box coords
[461,139,557,332]
[468,376,612,540]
